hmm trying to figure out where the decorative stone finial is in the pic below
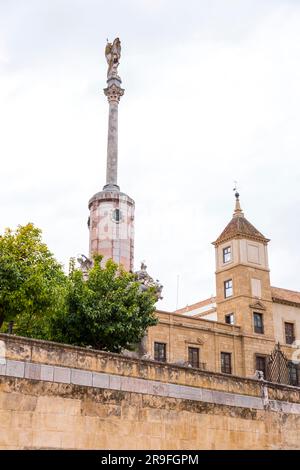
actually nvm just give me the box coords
[140,260,147,271]
[135,261,163,300]
[233,191,244,218]
[77,254,93,280]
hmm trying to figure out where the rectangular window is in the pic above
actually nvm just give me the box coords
[225,313,234,325]
[285,322,295,345]
[188,347,199,368]
[253,312,264,334]
[223,246,231,263]
[224,279,233,298]
[154,342,166,362]
[288,362,299,386]
[221,352,232,374]
[255,355,267,379]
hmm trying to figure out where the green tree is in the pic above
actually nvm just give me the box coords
[49,257,158,352]
[0,224,67,335]
[0,224,158,352]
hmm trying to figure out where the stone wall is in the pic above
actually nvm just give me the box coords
[0,334,300,450]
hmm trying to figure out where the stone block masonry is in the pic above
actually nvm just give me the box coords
[0,334,300,449]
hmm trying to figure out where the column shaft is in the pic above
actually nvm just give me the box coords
[106,101,118,186]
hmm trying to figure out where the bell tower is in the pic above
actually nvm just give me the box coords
[213,193,275,375]
[88,39,134,271]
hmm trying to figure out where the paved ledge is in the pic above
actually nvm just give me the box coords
[1,358,300,415]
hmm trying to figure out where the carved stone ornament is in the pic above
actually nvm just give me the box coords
[135,261,163,301]
[249,301,266,311]
[197,337,205,345]
[185,337,205,345]
[77,254,93,279]
[104,83,124,103]
[105,37,121,78]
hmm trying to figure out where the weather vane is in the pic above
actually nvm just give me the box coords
[233,181,239,199]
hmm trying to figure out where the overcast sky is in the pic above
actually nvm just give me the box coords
[1,0,300,311]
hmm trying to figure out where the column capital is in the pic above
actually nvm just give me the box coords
[104,78,124,104]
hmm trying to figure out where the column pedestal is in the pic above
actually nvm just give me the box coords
[88,189,135,272]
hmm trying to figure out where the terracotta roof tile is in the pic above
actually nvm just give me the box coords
[271,286,300,306]
[213,215,269,246]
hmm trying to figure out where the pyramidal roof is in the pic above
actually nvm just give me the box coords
[213,193,270,246]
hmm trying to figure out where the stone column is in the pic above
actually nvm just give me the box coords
[103,77,124,191]
[88,47,135,272]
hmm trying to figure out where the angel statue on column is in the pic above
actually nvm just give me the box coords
[105,38,121,78]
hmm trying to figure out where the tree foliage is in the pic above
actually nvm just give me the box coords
[0,224,67,334]
[0,224,158,352]
[50,257,158,352]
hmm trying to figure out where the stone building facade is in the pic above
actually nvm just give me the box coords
[145,193,300,384]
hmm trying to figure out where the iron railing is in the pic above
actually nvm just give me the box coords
[264,343,300,387]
